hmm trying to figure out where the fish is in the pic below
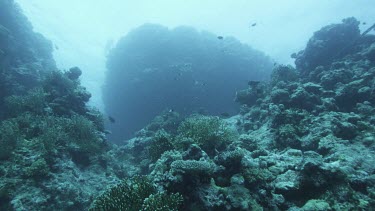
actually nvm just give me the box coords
[251,23,257,27]
[55,44,59,50]
[363,22,367,25]
[220,112,230,118]
[217,36,224,40]
[248,80,260,86]
[108,116,116,123]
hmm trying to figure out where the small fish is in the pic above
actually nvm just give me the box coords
[248,80,260,86]
[217,36,224,40]
[220,112,230,118]
[169,109,174,113]
[255,88,263,94]
[55,44,59,50]
[108,116,116,123]
[363,22,367,25]
[251,23,257,27]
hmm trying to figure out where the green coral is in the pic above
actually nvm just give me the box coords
[142,193,183,211]
[148,130,174,162]
[24,157,49,178]
[5,88,46,117]
[90,176,183,211]
[177,115,235,155]
[0,119,21,160]
[66,115,103,154]
[42,70,91,116]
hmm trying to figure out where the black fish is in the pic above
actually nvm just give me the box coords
[251,23,257,27]
[220,112,230,118]
[248,80,260,86]
[108,116,116,123]
[217,36,224,40]
[363,22,367,25]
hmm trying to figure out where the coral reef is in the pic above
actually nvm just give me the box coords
[115,17,375,210]
[1,3,375,209]
[0,1,119,210]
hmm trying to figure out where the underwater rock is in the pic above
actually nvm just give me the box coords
[295,17,361,75]
[65,66,82,80]
[301,199,331,211]
[235,81,267,107]
[103,24,273,141]
[274,170,300,194]
[362,43,375,62]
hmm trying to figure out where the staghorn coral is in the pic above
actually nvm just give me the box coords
[89,176,183,211]
[142,192,183,211]
[176,115,236,156]
[148,130,174,162]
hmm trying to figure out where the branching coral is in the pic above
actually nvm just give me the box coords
[89,176,183,211]
[0,119,21,160]
[176,115,235,156]
[148,130,174,162]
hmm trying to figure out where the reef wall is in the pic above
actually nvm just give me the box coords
[0,2,122,210]
[0,0,56,119]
